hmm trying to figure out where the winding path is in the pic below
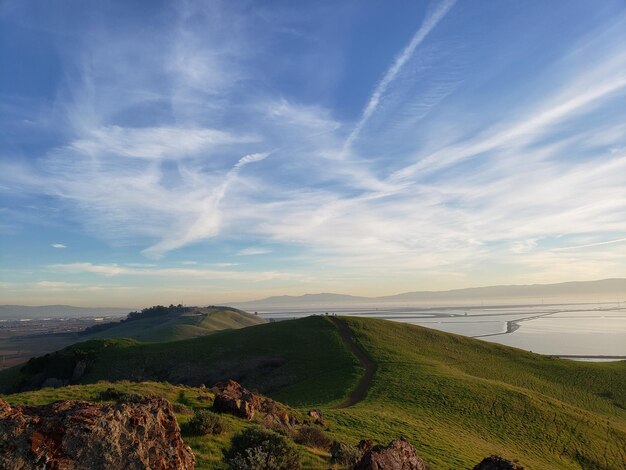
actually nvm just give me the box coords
[328,316,376,408]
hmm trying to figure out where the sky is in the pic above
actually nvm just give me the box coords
[0,0,625,307]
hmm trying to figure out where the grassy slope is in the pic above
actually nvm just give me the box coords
[0,317,362,407]
[324,317,626,469]
[1,316,625,469]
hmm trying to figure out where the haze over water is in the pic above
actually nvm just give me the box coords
[259,303,626,359]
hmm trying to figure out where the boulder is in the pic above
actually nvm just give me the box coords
[354,438,428,470]
[0,397,195,470]
[212,380,259,419]
[307,408,324,425]
[473,455,524,470]
[212,380,297,427]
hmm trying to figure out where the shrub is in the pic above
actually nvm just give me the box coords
[97,388,141,403]
[330,440,360,467]
[172,403,194,415]
[223,427,302,470]
[294,425,332,450]
[176,390,191,406]
[185,410,228,436]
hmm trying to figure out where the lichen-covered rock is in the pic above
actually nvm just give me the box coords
[212,380,258,419]
[354,438,428,470]
[212,380,298,428]
[0,397,195,470]
[473,455,524,470]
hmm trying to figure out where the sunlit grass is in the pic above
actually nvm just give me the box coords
[2,316,624,469]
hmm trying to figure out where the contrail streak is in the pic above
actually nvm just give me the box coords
[555,237,626,251]
[341,0,456,156]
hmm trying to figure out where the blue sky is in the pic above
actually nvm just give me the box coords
[1,0,625,307]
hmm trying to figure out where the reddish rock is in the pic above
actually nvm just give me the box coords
[0,397,195,470]
[358,439,374,454]
[473,455,524,470]
[212,380,298,428]
[213,380,259,419]
[307,408,324,425]
[354,438,428,470]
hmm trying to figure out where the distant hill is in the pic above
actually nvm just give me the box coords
[0,305,266,368]
[81,305,266,343]
[0,305,130,320]
[1,315,624,469]
[233,278,626,308]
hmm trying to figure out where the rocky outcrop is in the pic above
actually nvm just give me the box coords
[307,408,324,425]
[354,438,428,470]
[473,455,524,470]
[213,380,257,419]
[212,379,298,427]
[0,397,195,470]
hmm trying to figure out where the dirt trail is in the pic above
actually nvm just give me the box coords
[328,316,376,409]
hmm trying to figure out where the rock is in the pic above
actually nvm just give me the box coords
[0,397,195,470]
[307,408,324,425]
[473,455,524,470]
[358,439,374,454]
[212,380,297,427]
[354,438,428,470]
[213,380,257,419]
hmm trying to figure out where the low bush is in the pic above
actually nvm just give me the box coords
[330,440,361,467]
[223,427,302,470]
[293,425,332,450]
[97,388,141,403]
[172,402,194,415]
[176,390,191,406]
[184,410,228,436]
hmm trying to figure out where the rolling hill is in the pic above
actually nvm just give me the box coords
[80,305,266,343]
[0,305,267,369]
[1,315,624,469]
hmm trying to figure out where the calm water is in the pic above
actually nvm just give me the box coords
[258,303,626,360]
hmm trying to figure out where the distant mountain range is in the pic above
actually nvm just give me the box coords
[3,278,624,318]
[0,305,131,320]
[232,278,626,309]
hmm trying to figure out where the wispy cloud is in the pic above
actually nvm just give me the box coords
[70,126,258,160]
[51,243,67,249]
[1,1,625,299]
[47,262,306,283]
[390,60,626,182]
[142,152,270,258]
[237,247,272,256]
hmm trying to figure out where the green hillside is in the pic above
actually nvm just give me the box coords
[82,305,266,343]
[1,316,625,469]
